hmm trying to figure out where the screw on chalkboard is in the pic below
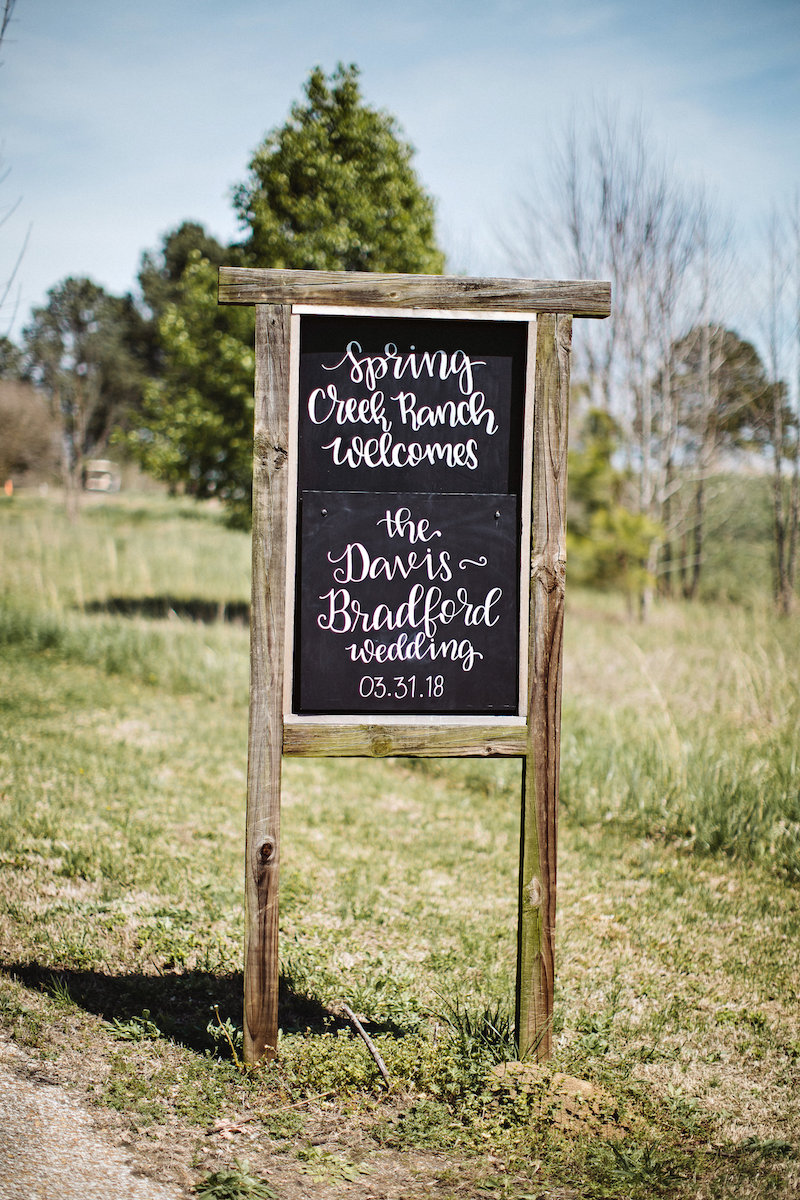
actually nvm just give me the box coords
[321,508,327,517]
[495,510,501,520]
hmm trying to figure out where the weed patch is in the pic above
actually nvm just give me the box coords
[194,1160,275,1199]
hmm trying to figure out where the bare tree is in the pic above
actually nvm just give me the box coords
[509,104,648,414]
[763,199,800,614]
[788,194,800,605]
[0,378,59,481]
[509,104,727,613]
[0,0,27,327]
[0,0,16,42]
[654,206,739,598]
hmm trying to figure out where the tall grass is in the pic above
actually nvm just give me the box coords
[1,493,250,610]
[0,494,250,702]
[2,492,798,873]
[560,597,800,878]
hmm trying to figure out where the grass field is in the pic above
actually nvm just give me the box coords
[1,490,798,1199]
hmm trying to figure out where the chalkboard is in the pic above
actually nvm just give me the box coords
[297,491,519,713]
[293,314,527,715]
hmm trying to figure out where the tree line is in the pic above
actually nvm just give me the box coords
[511,107,799,614]
[2,66,798,610]
[2,65,443,523]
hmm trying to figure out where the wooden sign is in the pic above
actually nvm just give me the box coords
[218,267,611,1067]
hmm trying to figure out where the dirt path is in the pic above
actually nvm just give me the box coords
[0,1037,187,1200]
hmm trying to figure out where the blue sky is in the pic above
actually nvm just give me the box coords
[1,0,798,337]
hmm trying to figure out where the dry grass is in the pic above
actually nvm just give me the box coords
[1,492,798,1198]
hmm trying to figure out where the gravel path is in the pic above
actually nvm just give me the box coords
[0,1037,186,1200]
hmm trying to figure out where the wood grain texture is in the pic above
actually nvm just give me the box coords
[219,267,611,318]
[516,313,572,1061]
[244,304,290,1064]
[283,718,528,758]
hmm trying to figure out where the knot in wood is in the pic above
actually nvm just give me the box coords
[557,321,573,353]
[533,561,566,594]
[253,433,287,471]
[368,727,392,757]
[527,876,542,908]
[259,839,276,864]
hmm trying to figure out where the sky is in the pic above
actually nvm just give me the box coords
[1,0,799,340]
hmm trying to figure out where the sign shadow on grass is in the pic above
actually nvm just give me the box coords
[1,963,409,1051]
[81,597,250,625]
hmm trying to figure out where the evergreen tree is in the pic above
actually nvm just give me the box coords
[0,335,23,379]
[130,65,444,523]
[132,252,256,517]
[138,221,230,323]
[656,326,789,597]
[233,63,445,274]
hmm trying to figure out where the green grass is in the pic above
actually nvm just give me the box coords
[1,490,799,1199]
[692,473,775,605]
[559,596,800,879]
[0,492,250,701]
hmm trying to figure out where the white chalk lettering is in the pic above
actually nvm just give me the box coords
[322,340,486,395]
[321,432,479,472]
[377,507,440,542]
[345,631,483,672]
[316,583,502,641]
[391,390,497,435]
[328,543,452,584]
[306,385,391,433]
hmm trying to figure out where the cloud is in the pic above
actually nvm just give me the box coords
[2,0,798,324]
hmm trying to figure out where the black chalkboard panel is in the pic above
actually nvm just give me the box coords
[298,316,526,496]
[295,492,519,714]
[293,314,527,716]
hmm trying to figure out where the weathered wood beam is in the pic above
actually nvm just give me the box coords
[516,312,571,1062]
[283,718,528,758]
[243,304,290,1065]
[218,267,611,318]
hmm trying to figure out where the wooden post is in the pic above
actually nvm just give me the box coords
[516,313,572,1061]
[244,304,290,1064]
[219,270,609,1067]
